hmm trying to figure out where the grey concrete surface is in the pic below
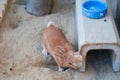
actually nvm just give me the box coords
[76,0,120,72]
[0,0,120,80]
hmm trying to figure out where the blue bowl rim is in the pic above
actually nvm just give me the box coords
[82,0,108,13]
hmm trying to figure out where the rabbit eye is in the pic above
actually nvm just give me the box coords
[68,62,72,65]
[72,54,75,56]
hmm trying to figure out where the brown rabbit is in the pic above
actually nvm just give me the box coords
[41,21,82,71]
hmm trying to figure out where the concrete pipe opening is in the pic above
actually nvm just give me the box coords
[86,49,115,71]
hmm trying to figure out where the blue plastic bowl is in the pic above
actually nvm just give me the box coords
[82,0,108,19]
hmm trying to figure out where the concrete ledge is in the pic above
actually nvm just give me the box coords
[76,0,120,72]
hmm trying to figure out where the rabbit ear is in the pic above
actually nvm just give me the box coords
[57,46,66,55]
[55,46,67,59]
[54,47,66,60]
